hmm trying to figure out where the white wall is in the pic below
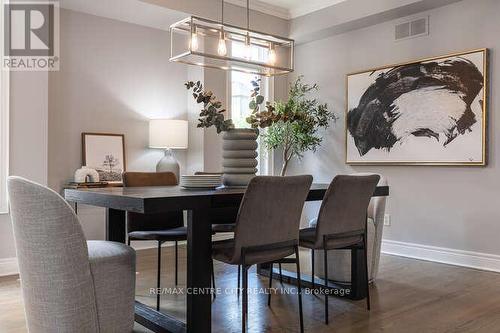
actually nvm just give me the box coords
[289,0,500,260]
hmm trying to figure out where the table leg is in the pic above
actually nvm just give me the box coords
[106,208,126,243]
[186,209,212,333]
[350,247,367,300]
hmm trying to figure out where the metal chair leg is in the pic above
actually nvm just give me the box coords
[311,250,315,289]
[363,234,371,311]
[295,246,304,333]
[242,265,248,333]
[174,240,179,286]
[268,262,273,306]
[324,244,329,325]
[157,241,162,311]
[211,257,216,300]
[237,265,241,293]
[279,262,283,284]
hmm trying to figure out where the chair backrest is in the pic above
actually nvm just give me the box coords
[232,175,313,261]
[123,171,183,232]
[315,174,380,245]
[7,177,99,332]
[123,171,178,187]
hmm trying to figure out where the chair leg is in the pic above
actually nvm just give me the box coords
[363,234,371,311]
[311,250,315,289]
[237,265,241,293]
[268,262,273,306]
[174,241,179,286]
[279,262,283,284]
[157,241,162,311]
[211,257,216,300]
[295,246,304,333]
[127,238,131,246]
[242,265,249,333]
[323,247,329,325]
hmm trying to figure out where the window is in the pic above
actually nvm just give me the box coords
[0,1,9,213]
[229,42,273,175]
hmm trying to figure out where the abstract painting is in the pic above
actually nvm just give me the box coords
[346,49,487,165]
[82,133,126,183]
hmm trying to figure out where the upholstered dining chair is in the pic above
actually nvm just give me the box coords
[212,175,313,333]
[123,171,188,311]
[310,173,388,284]
[8,177,136,333]
[299,174,380,325]
[194,171,248,292]
[198,172,285,289]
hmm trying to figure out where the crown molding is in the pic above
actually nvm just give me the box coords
[289,0,347,19]
[224,0,290,20]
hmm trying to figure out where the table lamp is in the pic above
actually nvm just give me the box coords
[149,119,188,181]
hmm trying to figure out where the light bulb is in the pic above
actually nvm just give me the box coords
[268,45,277,65]
[190,31,198,52]
[217,32,227,56]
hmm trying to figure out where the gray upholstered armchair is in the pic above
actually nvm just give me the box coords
[310,173,388,283]
[7,177,136,333]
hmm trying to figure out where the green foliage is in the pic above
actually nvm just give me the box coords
[246,76,337,175]
[185,81,234,133]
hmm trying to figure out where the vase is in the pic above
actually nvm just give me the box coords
[222,128,259,187]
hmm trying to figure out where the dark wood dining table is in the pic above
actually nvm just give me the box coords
[65,183,389,333]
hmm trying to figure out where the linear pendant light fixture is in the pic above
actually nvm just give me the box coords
[169,0,294,76]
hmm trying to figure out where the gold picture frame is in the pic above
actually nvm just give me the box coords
[345,48,488,166]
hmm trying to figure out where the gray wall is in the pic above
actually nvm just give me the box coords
[46,9,189,241]
[0,72,48,260]
[48,9,189,192]
[288,0,500,255]
[0,1,290,263]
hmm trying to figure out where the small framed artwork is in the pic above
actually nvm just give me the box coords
[82,133,126,183]
[346,48,487,166]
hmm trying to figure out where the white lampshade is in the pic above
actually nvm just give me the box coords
[149,119,188,149]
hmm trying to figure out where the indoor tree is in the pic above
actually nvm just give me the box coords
[247,76,337,176]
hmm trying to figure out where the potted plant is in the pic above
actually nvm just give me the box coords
[247,76,337,176]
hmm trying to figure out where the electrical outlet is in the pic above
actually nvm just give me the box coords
[384,214,391,226]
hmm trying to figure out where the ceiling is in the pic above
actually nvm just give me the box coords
[58,0,187,31]
[58,0,351,26]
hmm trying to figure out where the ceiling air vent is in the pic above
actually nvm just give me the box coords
[395,17,428,41]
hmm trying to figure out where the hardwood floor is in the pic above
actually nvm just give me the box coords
[1,245,500,332]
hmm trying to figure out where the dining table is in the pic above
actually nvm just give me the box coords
[65,183,389,333]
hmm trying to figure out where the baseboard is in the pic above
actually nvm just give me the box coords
[382,239,500,273]
[0,257,18,277]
